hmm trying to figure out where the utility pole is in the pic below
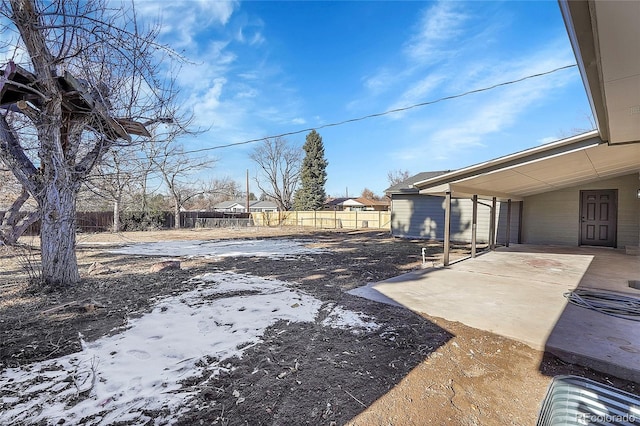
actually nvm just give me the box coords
[246,169,250,213]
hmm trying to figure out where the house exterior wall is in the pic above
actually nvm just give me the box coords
[214,203,246,213]
[343,205,388,211]
[390,194,520,244]
[521,173,640,248]
[250,207,278,212]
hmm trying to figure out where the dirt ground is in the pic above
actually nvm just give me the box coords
[1,227,638,425]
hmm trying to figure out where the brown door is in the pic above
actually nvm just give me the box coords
[580,190,617,247]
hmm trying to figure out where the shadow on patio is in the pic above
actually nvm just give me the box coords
[349,244,640,381]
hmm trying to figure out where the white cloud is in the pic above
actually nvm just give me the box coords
[363,69,393,93]
[235,87,259,99]
[133,1,304,150]
[238,71,260,81]
[198,78,226,111]
[354,1,470,113]
[249,32,266,46]
[135,0,238,48]
[386,73,448,118]
[390,39,579,163]
[403,1,469,64]
[236,27,266,46]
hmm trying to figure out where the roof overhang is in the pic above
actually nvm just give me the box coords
[415,131,640,201]
[559,0,640,145]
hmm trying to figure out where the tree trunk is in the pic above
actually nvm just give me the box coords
[40,183,80,285]
[141,174,148,214]
[174,204,181,229]
[113,199,120,232]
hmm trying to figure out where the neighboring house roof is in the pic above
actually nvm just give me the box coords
[214,200,279,210]
[214,200,246,209]
[325,197,350,207]
[341,198,365,207]
[385,171,451,195]
[414,131,640,201]
[351,197,390,207]
[560,1,640,145]
[249,200,278,210]
[325,197,389,208]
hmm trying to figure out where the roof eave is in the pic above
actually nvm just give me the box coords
[413,131,602,191]
[418,183,524,202]
[558,0,609,142]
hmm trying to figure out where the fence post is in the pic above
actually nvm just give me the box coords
[355,210,358,229]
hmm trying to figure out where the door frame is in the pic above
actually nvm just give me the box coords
[578,189,618,247]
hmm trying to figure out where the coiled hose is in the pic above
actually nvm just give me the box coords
[564,289,640,322]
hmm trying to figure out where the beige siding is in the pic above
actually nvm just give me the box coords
[522,173,639,247]
[391,195,520,244]
[251,210,391,229]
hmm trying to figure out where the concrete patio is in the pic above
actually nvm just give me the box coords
[349,244,640,382]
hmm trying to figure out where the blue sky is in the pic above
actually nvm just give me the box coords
[138,1,593,197]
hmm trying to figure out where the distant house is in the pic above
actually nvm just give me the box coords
[213,200,247,213]
[248,200,279,213]
[324,198,349,210]
[386,171,520,244]
[324,197,390,212]
[213,200,279,213]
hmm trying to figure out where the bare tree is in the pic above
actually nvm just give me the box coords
[249,137,302,211]
[84,147,140,232]
[132,144,157,216]
[387,169,411,187]
[187,177,241,210]
[150,139,215,228]
[360,188,380,201]
[0,0,182,285]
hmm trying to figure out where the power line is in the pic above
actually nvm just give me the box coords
[179,63,578,156]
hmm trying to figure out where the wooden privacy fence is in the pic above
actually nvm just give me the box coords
[10,211,251,235]
[251,210,391,230]
[6,210,390,235]
[9,211,117,235]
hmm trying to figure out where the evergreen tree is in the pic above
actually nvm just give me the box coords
[294,130,328,210]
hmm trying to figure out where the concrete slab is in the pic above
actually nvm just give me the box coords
[349,245,640,382]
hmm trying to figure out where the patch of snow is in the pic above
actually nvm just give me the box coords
[0,272,377,425]
[108,239,325,259]
[322,305,380,334]
[0,272,322,425]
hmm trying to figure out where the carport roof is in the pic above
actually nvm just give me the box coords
[413,131,640,201]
